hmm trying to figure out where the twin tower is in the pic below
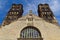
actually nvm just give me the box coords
[2,4,57,26]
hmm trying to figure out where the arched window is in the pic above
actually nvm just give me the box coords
[20,26,42,38]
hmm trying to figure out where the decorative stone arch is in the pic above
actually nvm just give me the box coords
[17,26,43,40]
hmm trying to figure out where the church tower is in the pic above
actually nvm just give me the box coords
[38,4,58,24]
[2,4,23,26]
[0,3,60,40]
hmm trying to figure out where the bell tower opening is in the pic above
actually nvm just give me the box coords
[38,4,58,24]
[17,26,43,40]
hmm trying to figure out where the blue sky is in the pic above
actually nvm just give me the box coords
[0,0,60,25]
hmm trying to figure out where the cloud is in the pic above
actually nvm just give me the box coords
[50,0,60,12]
[0,2,3,9]
[24,0,60,15]
[0,0,8,10]
[23,0,60,24]
[23,0,42,15]
[0,5,2,9]
[48,0,60,19]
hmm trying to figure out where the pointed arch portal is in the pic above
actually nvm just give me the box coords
[17,26,43,40]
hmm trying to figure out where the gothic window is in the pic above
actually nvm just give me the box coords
[42,7,45,11]
[12,12,14,14]
[12,5,15,7]
[45,7,49,11]
[14,12,16,14]
[9,12,12,15]
[17,12,19,14]
[16,9,19,10]
[12,8,15,10]
[20,26,41,38]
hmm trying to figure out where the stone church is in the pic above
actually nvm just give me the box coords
[0,4,60,40]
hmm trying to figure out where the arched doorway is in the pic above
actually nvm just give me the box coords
[17,26,43,40]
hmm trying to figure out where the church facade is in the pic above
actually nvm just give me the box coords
[0,4,60,40]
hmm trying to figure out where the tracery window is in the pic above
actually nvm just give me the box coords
[20,26,41,38]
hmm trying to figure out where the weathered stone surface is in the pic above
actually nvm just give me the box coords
[0,14,60,40]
